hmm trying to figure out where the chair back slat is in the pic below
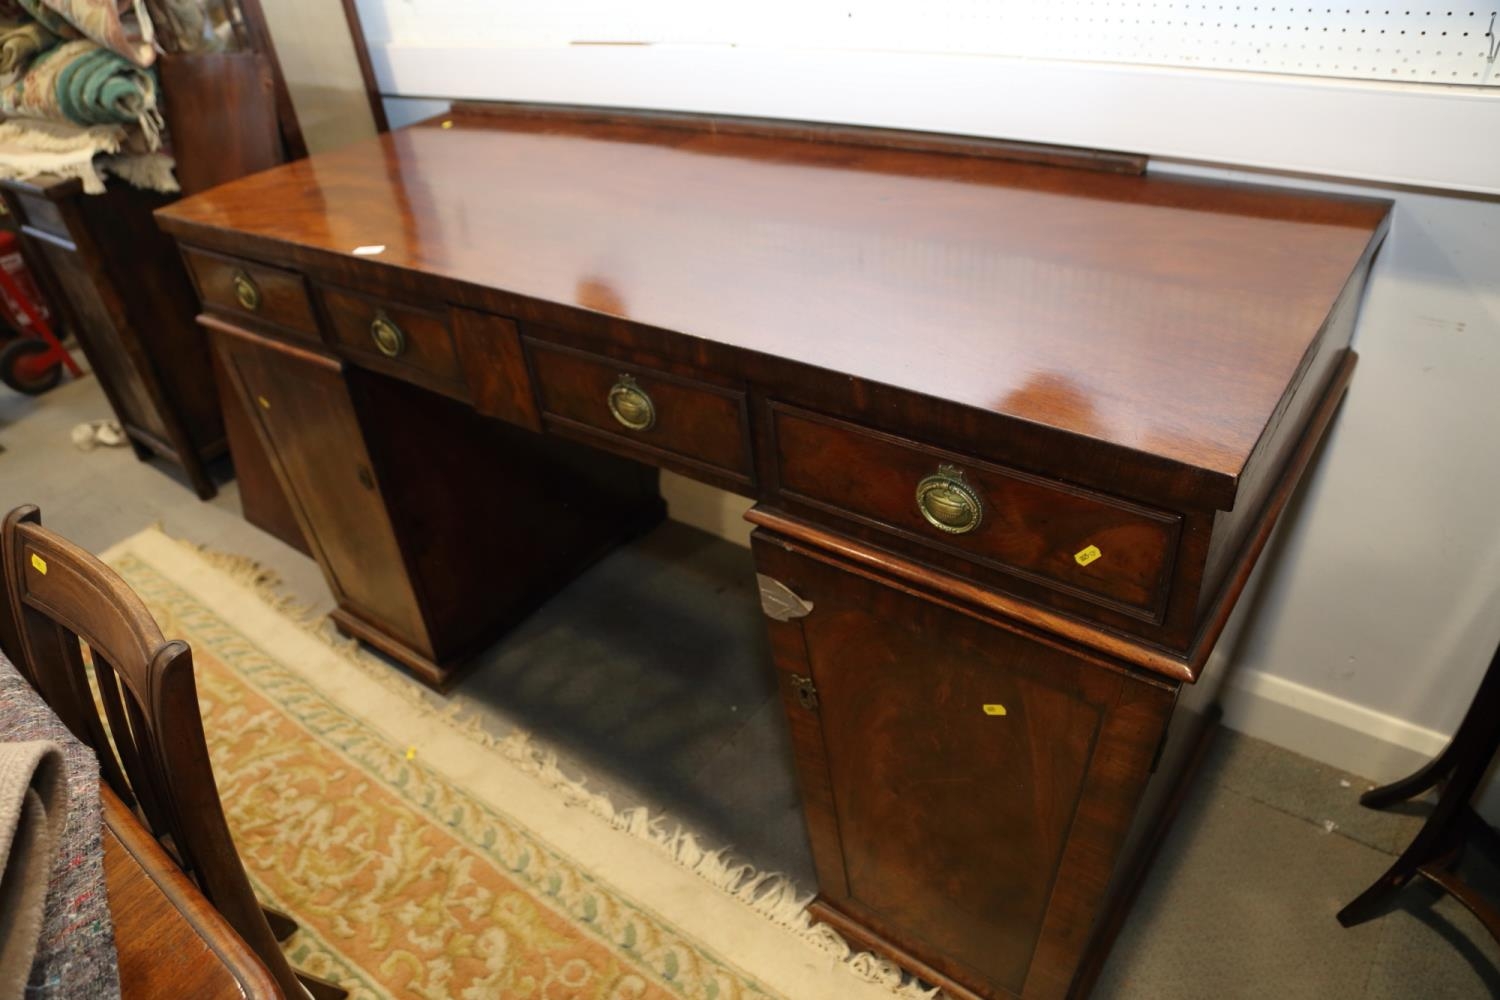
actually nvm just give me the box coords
[49,626,139,814]
[97,652,187,862]
[1,506,308,1000]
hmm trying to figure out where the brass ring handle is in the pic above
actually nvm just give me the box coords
[231,270,260,311]
[370,311,406,358]
[915,464,984,535]
[607,374,655,431]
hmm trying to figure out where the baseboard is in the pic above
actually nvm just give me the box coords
[1220,668,1500,821]
[1219,668,1450,783]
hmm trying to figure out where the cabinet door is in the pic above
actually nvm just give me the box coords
[211,345,308,556]
[754,536,1175,1000]
[214,324,430,654]
[26,234,172,445]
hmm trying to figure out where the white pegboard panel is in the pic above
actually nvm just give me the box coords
[357,2,1500,87]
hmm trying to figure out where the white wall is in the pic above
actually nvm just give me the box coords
[353,2,1500,89]
[296,5,1500,787]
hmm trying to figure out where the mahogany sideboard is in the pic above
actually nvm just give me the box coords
[155,104,1390,1000]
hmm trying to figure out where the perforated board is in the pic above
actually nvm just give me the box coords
[358,2,1500,87]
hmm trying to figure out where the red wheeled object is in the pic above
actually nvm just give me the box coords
[0,230,81,395]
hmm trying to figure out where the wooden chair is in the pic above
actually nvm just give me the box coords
[0,505,345,1000]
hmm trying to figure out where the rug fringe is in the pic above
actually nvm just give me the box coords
[161,528,942,999]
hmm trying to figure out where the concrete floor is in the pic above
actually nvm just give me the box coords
[4,373,1498,999]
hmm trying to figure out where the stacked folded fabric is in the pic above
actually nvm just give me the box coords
[0,653,119,1000]
[2,39,162,139]
[0,22,51,75]
[0,0,191,193]
[0,740,68,1000]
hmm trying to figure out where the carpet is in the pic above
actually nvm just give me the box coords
[100,527,930,1000]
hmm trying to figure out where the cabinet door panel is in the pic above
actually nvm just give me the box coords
[214,325,429,653]
[811,601,1103,990]
[210,346,307,555]
[755,536,1174,1000]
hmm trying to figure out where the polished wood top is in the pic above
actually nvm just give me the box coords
[102,786,278,999]
[158,108,1388,488]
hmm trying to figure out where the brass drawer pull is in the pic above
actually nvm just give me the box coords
[231,269,260,311]
[607,374,655,431]
[916,464,984,534]
[370,311,406,358]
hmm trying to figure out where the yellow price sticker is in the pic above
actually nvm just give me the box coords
[1074,544,1102,567]
[982,704,1007,716]
[30,553,46,575]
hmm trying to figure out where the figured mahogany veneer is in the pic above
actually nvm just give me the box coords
[156,103,1390,1000]
[318,284,466,396]
[103,786,278,999]
[529,337,755,491]
[157,105,1387,505]
[754,530,1178,999]
[156,106,1390,674]
[183,244,319,340]
[771,403,1181,621]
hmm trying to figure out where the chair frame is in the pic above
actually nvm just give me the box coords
[1,505,343,1000]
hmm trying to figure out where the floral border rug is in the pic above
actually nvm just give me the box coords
[101,527,929,1000]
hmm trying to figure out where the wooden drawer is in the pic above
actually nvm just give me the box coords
[527,339,752,488]
[182,247,318,338]
[771,404,1180,620]
[317,285,464,393]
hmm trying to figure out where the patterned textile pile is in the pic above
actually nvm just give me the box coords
[1,39,162,141]
[0,0,210,192]
[0,654,120,1000]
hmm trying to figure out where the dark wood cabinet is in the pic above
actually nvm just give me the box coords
[214,323,426,646]
[210,316,665,688]
[156,103,1390,998]
[755,534,1176,998]
[2,178,225,497]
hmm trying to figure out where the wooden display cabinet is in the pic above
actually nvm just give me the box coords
[0,177,225,498]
